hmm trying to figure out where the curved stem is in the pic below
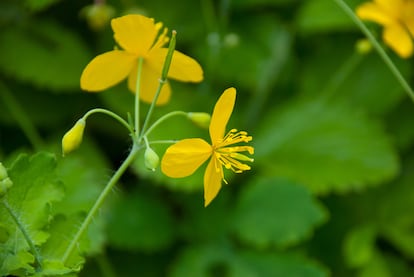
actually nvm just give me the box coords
[0,81,44,150]
[149,139,178,145]
[333,0,414,103]
[143,111,187,138]
[83,108,134,135]
[61,145,140,264]
[2,199,42,270]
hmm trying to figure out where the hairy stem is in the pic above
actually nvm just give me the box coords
[2,199,42,270]
[61,146,140,264]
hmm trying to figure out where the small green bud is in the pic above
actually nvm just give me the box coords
[0,178,13,197]
[62,118,86,156]
[0,163,7,180]
[187,112,211,129]
[355,39,372,55]
[144,147,160,171]
[80,3,115,31]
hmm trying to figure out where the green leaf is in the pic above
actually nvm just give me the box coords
[233,177,327,248]
[106,189,176,252]
[170,243,327,277]
[296,0,360,34]
[254,99,399,194]
[0,152,64,276]
[24,0,60,12]
[343,224,377,268]
[0,20,90,92]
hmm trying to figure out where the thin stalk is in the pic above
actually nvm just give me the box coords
[139,31,176,139]
[0,81,44,150]
[320,51,364,99]
[83,108,134,135]
[333,0,414,102]
[143,111,187,138]
[2,199,42,270]
[135,58,145,138]
[61,145,140,264]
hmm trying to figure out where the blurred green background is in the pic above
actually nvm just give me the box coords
[1,0,414,276]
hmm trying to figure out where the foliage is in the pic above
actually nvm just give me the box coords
[1,0,414,276]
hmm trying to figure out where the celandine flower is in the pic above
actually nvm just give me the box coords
[161,88,254,206]
[80,14,203,104]
[356,0,414,58]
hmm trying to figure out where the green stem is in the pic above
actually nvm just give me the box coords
[2,199,42,270]
[333,0,414,102]
[143,111,187,138]
[0,81,44,150]
[135,58,145,138]
[320,51,364,99]
[149,139,178,145]
[95,253,117,277]
[61,145,140,264]
[139,31,176,139]
[83,108,134,135]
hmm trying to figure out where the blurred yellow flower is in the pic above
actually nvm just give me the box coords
[356,0,414,58]
[80,14,203,104]
[161,88,254,206]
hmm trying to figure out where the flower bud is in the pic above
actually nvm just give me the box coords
[0,163,7,180]
[62,118,86,156]
[0,178,13,197]
[187,112,211,129]
[355,38,372,55]
[144,147,160,171]
[80,3,115,31]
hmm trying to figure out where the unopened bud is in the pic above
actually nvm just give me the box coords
[187,112,211,129]
[0,178,13,197]
[144,147,159,171]
[0,163,7,180]
[80,3,115,31]
[356,39,372,55]
[62,118,86,156]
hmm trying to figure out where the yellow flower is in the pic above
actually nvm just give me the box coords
[161,88,254,207]
[356,0,414,58]
[80,14,203,104]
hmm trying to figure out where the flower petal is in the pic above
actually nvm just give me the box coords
[128,63,171,105]
[204,157,223,207]
[111,14,158,56]
[148,48,203,82]
[383,23,413,58]
[81,50,136,92]
[375,0,404,17]
[161,138,212,178]
[209,88,236,145]
[356,2,394,26]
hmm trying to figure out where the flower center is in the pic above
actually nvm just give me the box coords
[213,129,254,177]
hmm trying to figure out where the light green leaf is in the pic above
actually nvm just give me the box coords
[24,0,60,12]
[254,99,399,194]
[343,224,377,268]
[0,20,90,92]
[233,177,327,248]
[0,152,64,276]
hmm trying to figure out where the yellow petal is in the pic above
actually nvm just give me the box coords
[204,157,223,207]
[81,50,136,91]
[209,88,236,145]
[404,2,414,37]
[127,63,171,105]
[161,138,212,178]
[111,14,157,56]
[374,0,404,17]
[356,2,394,26]
[383,23,413,58]
[147,48,203,82]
